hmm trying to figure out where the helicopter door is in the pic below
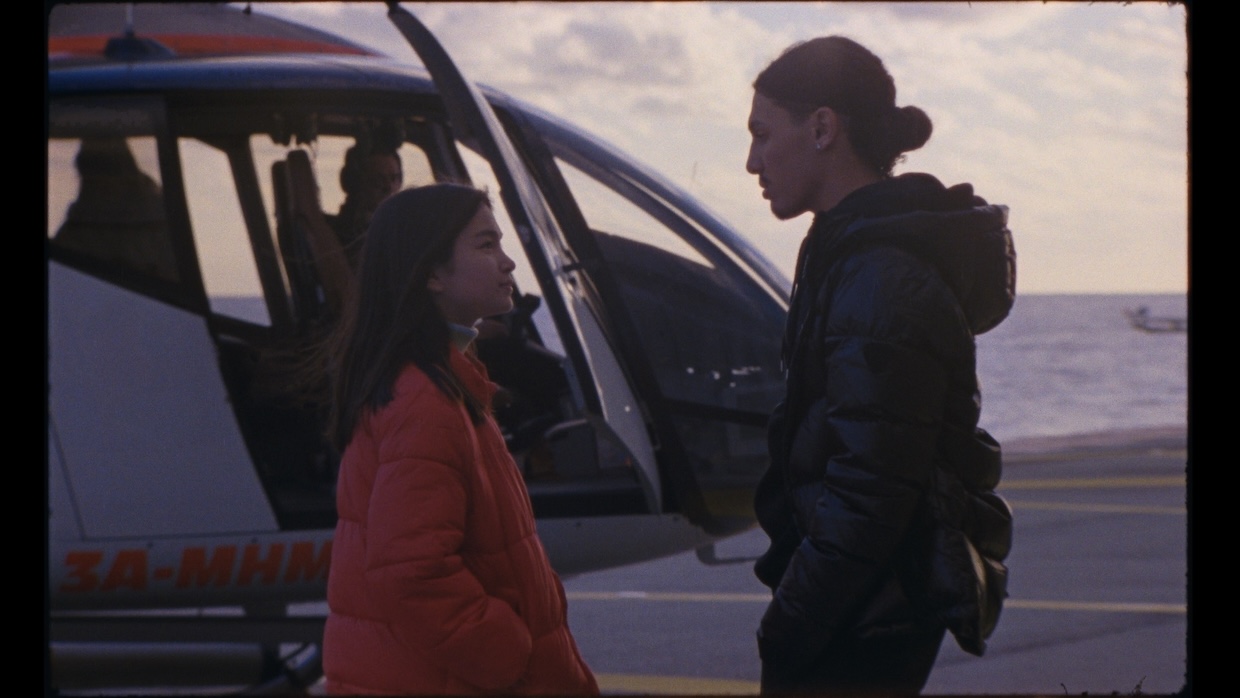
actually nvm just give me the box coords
[490,110,787,537]
[387,5,663,516]
[47,96,279,539]
[550,164,783,537]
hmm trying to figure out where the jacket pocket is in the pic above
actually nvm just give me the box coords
[899,467,1011,657]
[850,571,922,640]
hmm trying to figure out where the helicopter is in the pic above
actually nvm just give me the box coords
[47,2,788,692]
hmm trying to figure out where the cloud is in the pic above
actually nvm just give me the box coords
[242,1,1187,293]
[1093,7,1188,64]
[542,18,691,84]
[418,3,770,126]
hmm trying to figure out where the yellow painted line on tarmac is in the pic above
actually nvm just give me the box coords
[1001,475,1184,490]
[569,591,770,603]
[1007,499,1186,515]
[567,592,1184,614]
[1004,448,1186,464]
[594,673,759,695]
[1006,599,1185,614]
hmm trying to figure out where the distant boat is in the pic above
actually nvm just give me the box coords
[1124,306,1187,333]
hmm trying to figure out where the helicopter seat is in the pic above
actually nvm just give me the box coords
[273,149,354,322]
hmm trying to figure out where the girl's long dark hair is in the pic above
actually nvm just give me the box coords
[326,183,492,451]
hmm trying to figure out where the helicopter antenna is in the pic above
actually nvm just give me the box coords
[105,4,175,60]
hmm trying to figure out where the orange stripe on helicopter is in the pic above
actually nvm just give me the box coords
[48,34,376,59]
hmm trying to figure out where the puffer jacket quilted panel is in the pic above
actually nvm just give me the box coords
[755,173,1014,672]
[324,349,598,695]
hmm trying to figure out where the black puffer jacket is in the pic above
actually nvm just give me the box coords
[754,173,1015,672]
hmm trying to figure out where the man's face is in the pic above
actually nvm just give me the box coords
[355,153,403,212]
[745,92,823,221]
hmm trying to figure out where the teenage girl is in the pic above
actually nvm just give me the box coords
[321,183,598,696]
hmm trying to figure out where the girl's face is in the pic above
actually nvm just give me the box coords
[428,205,516,326]
[745,92,826,220]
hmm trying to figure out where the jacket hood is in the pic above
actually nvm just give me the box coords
[817,173,1016,335]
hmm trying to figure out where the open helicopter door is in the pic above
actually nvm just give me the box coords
[387,3,785,543]
[493,106,788,540]
[386,4,669,553]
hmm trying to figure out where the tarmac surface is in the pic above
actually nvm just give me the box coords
[558,425,1190,697]
[55,425,1189,696]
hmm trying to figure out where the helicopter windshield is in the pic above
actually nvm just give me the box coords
[49,98,178,288]
[47,39,785,542]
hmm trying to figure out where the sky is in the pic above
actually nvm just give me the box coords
[246,1,1188,295]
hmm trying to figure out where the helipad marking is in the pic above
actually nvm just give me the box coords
[1001,475,1184,490]
[1003,447,1186,464]
[594,672,759,695]
[1007,500,1185,515]
[1005,599,1185,614]
[567,592,1185,614]
[569,591,769,603]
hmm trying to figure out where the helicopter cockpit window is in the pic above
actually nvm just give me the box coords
[48,105,178,286]
[552,155,780,413]
[307,136,436,222]
[249,133,436,320]
[453,146,654,518]
[548,148,783,532]
[557,159,712,269]
[179,137,271,326]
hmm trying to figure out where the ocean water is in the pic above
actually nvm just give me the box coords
[974,293,1187,443]
[211,292,1188,445]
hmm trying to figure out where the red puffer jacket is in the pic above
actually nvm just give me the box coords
[323,348,598,695]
